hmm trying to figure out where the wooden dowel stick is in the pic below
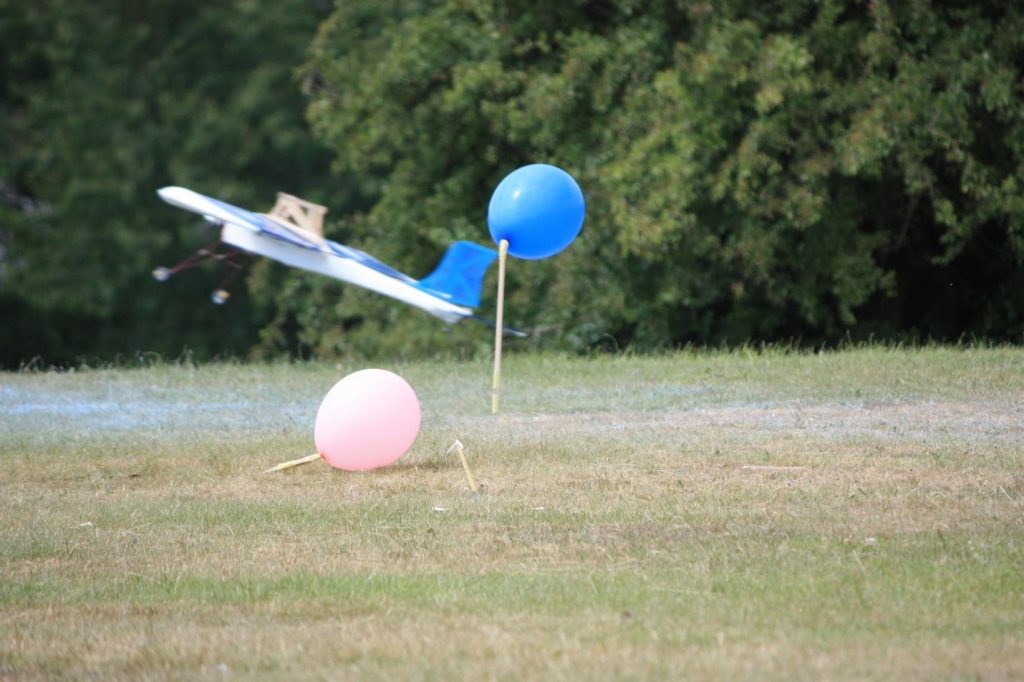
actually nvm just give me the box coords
[448,440,479,492]
[491,239,509,414]
[263,453,321,474]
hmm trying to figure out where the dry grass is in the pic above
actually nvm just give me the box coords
[1,347,1022,680]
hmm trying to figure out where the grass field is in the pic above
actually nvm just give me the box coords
[2,348,1022,680]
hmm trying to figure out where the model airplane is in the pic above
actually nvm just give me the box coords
[154,186,517,331]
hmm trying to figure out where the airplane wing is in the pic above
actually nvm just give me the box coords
[158,186,324,250]
[155,186,513,329]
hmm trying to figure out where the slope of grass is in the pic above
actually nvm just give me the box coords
[2,347,1022,679]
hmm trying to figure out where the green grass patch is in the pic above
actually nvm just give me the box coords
[2,348,1023,679]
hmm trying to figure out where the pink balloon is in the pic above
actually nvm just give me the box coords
[314,369,421,471]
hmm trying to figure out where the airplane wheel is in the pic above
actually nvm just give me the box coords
[211,289,230,305]
[152,267,171,282]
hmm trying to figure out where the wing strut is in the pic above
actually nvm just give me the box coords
[152,236,249,304]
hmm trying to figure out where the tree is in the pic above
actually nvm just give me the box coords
[0,0,336,367]
[4,1,1022,366]
[290,0,1024,353]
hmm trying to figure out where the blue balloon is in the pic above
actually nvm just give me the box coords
[487,164,585,260]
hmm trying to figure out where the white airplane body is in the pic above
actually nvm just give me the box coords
[155,186,501,325]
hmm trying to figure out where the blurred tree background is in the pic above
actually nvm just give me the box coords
[0,0,338,366]
[2,0,1022,367]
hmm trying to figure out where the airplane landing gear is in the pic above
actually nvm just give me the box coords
[152,235,248,305]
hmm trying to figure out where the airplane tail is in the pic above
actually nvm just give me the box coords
[415,241,498,309]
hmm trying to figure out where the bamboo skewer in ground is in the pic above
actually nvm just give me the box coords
[491,238,509,414]
[486,164,586,414]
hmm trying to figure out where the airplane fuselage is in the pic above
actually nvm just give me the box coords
[219,222,473,322]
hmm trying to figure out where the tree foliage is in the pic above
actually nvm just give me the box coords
[0,0,334,366]
[2,1,1022,366]
[290,0,1024,354]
